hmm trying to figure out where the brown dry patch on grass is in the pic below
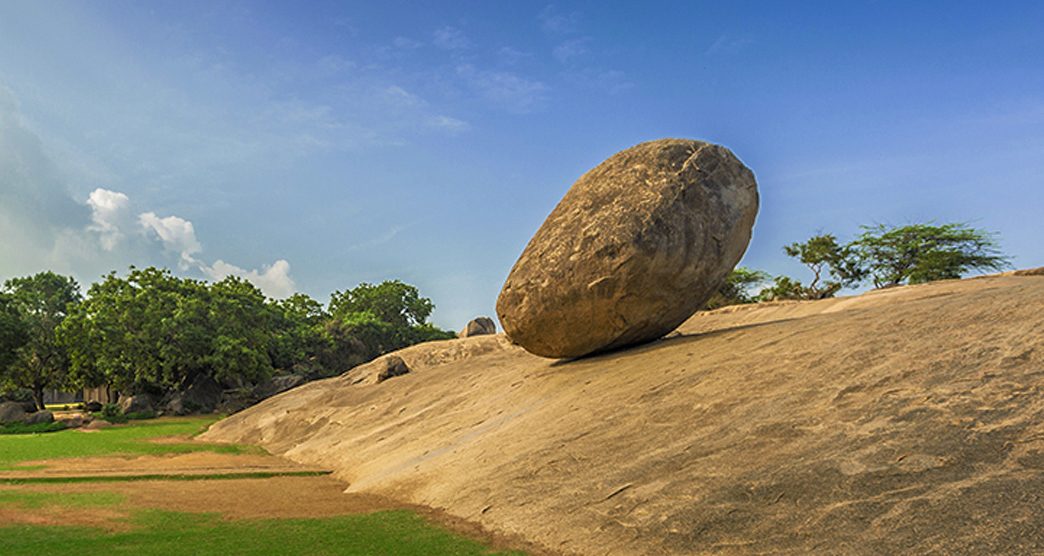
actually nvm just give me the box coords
[0,505,131,531]
[4,476,550,554]
[2,446,547,554]
[8,476,397,520]
[3,451,321,479]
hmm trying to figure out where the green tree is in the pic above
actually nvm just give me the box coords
[328,280,434,328]
[326,281,454,364]
[1,272,81,409]
[0,293,30,386]
[270,293,331,374]
[206,276,276,387]
[782,234,865,299]
[756,275,809,302]
[61,267,196,396]
[705,268,771,309]
[62,267,280,396]
[851,223,1010,288]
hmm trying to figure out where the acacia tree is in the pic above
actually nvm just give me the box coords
[1,272,81,409]
[705,268,770,309]
[851,223,1010,288]
[781,234,865,299]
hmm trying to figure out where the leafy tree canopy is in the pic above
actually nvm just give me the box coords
[782,234,865,299]
[851,223,1010,288]
[705,268,770,309]
[329,280,434,328]
[1,272,81,409]
[0,293,29,379]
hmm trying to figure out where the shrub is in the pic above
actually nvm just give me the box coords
[0,421,67,435]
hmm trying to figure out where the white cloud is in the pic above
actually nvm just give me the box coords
[86,188,130,250]
[433,26,470,50]
[138,211,202,268]
[204,259,296,299]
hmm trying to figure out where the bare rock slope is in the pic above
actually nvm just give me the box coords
[202,274,1044,555]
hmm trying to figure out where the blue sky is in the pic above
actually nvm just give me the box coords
[1,1,1042,328]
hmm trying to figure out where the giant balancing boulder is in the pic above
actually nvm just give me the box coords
[496,138,759,358]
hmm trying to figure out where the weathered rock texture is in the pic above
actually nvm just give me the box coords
[0,401,28,424]
[497,138,758,358]
[118,394,154,415]
[343,354,414,385]
[202,273,1044,555]
[459,317,496,338]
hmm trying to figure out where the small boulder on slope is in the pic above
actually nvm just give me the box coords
[459,317,497,337]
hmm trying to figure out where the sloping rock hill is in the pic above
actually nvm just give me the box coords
[201,273,1044,555]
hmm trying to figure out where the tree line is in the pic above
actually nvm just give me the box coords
[0,221,1011,410]
[707,222,1009,309]
[0,267,455,410]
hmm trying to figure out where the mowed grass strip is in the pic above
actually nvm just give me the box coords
[0,416,259,469]
[0,489,125,508]
[0,470,331,485]
[0,509,524,556]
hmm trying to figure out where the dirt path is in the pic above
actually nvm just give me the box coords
[0,451,327,479]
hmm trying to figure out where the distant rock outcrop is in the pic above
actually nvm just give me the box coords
[0,401,28,424]
[24,410,54,425]
[459,316,496,337]
[119,394,155,415]
[0,401,53,426]
[497,138,759,358]
[165,375,223,415]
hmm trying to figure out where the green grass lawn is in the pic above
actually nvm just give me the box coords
[0,417,524,554]
[0,416,257,470]
[0,419,522,550]
[0,489,521,555]
[0,509,520,556]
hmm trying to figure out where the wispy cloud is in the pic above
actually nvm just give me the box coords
[563,68,634,95]
[433,26,470,50]
[538,5,580,34]
[553,38,590,63]
[392,36,423,49]
[345,226,405,252]
[456,64,548,113]
[497,46,532,65]
[706,34,754,56]
[427,115,470,134]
